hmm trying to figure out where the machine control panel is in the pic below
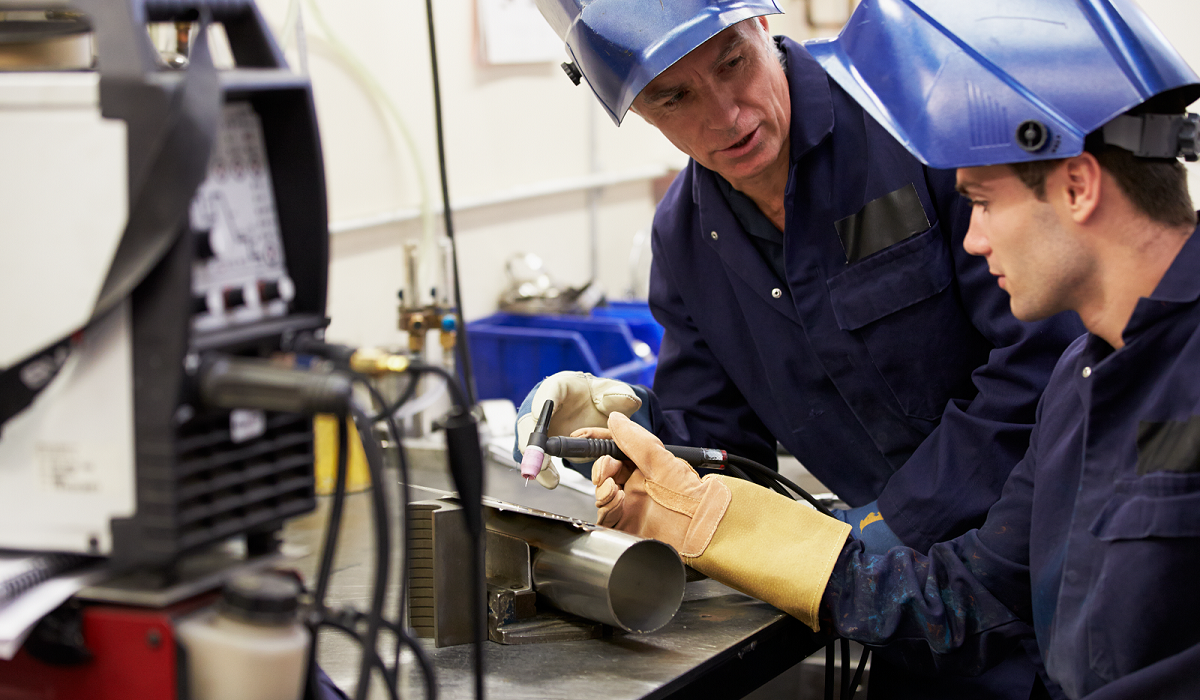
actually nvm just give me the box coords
[189,101,295,333]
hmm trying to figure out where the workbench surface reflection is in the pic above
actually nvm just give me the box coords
[283,444,824,699]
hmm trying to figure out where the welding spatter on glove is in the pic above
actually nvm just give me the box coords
[590,413,852,631]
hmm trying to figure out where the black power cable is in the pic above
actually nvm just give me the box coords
[349,405,392,700]
[720,453,835,518]
[355,377,437,696]
[356,382,413,669]
[308,413,350,695]
[422,0,478,408]
[848,643,869,699]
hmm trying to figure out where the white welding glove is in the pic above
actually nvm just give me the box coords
[515,372,641,489]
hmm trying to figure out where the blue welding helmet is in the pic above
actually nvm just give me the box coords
[806,0,1200,169]
[535,0,783,125]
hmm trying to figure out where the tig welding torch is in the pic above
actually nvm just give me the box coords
[519,399,727,484]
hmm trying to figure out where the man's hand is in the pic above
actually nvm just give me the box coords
[590,413,730,556]
[591,413,853,631]
[831,501,905,554]
[513,372,641,489]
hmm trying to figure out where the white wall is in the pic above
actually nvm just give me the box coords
[250,0,1200,349]
[1136,0,1200,205]
[251,0,823,348]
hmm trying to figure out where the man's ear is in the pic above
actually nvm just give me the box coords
[1060,152,1103,224]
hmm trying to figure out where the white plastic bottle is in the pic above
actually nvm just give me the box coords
[176,572,310,700]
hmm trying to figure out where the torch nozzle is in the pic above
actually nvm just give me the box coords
[520,400,554,480]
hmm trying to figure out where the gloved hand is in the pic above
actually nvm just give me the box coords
[592,413,852,631]
[831,500,905,554]
[513,372,641,489]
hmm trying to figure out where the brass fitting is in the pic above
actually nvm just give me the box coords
[400,310,430,354]
[349,347,410,376]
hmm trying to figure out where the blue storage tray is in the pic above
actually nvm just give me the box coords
[467,305,662,408]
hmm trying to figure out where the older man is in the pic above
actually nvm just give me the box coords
[588,1,1200,697]
[522,1,1083,697]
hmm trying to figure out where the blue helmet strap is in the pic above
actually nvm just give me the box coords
[1102,113,1200,162]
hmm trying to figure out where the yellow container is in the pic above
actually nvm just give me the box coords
[313,414,372,495]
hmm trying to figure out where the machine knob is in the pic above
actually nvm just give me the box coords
[258,280,280,302]
[223,287,245,308]
[195,231,216,260]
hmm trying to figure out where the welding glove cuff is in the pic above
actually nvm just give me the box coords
[514,372,643,488]
[831,500,905,554]
[594,413,851,630]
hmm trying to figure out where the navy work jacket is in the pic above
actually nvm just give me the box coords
[822,223,1200,699]
[642,38,1085,553]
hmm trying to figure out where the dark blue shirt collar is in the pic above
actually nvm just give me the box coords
[1123,220,1200,341]
[778,36,835,164]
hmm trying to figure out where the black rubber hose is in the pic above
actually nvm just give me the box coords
[423,0,478,408]
[379,618,438,700]
[317,619,400,700]
[849,648,870,699]
[840,637,851,700]
[351,405,391,700]
[722,453,835,517]
[825,641,836,700]
[407,362,483,700]
[308,415,350,691]
[356,380,413,627]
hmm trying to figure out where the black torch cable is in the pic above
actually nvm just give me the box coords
[719,462,750,483]
[848,647,870,700]
[308,413,350,694]
[423,0,478,407]
[356,377,426,691]
[825,641,836,700]
[382,373,421,419]
[408,362,470,411]
[406,361,484,700]
[357,380,414,627]
[317,619,400,700]
[350,405,392,700]
[380,617,438,700]
[840,637,852,700]
[722,453,835,517]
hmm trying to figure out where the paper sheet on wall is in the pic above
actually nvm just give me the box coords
[477,0,564,65]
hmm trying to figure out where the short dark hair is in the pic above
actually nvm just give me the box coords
[1008,140,1197,229]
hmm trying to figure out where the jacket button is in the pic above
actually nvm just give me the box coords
[710,231,719,240]
[1082,367,1092,378]
[771,288,782,299]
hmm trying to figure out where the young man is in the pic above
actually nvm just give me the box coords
[587,1,1200,697]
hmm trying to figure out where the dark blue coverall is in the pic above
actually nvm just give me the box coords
[636,37,1086,698]
[822,222,1200,700]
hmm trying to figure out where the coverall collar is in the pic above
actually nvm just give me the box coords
[779,36,834,164]
[1123,219,1200,342]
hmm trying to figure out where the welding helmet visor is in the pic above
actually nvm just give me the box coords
[806,0,1200,169]
[536,0,783,125]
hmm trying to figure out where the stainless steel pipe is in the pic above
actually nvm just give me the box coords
[485,507,685,633]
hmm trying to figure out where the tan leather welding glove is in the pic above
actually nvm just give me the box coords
[516,372,641,489]
[593,413,852,631]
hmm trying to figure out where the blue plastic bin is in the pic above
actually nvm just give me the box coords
[591,300,664,355]
[467,303,662,408]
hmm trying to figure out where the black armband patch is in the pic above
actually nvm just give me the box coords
[1137,417,1200,475]
[835,183,931,264]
